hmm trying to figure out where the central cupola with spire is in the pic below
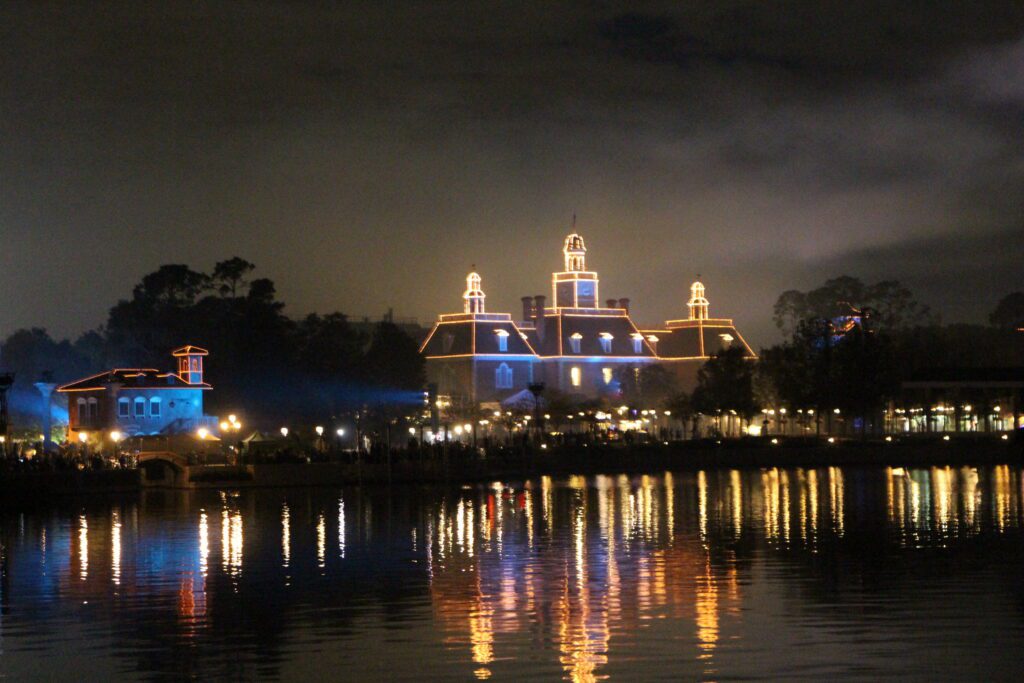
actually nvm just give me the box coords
[553,228,599,309]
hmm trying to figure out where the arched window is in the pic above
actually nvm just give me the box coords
[77,398,87,422]
[495,329,509,352]
[569,332,582,354]
[495,363,513,389]
[118,397,130,418]
[602,367,613,385]
[570,366,582,387]
[134,397,146,418]
[149,397,162,417]
[88,397,99,419]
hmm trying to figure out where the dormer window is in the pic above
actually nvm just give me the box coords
[442,332,455,354]
[495,329,509,352]
[631,333,644,354]
[570,332,582,354]
[647,335,659,354]
[719,333,734,348]
[599,332,613,354]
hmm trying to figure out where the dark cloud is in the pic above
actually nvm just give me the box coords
[1,1,1023,348]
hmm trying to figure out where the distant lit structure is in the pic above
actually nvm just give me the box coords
[58,345,218,439]
[421,227,755,403]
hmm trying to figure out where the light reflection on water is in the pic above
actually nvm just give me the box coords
[1,465,1024,680]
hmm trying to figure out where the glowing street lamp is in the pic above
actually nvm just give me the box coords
[280,427,289,438]
[78,431,88,443]
[316,425,324,437]
[220,421,230,431]
[110,430,122,442]
[336,428,345,437]
[197,427,209,440]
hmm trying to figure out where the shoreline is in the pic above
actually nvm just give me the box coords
[1,436,1020,505]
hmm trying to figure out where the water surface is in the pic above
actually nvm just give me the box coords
[2,464,1023,680]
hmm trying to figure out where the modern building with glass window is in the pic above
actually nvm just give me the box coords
[420,231,756,404]
[58,345,217,438]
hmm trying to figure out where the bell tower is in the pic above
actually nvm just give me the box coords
[553,230,599,309]
[463,270,486,314]
[172,345,208,385]
[688,280,710,320]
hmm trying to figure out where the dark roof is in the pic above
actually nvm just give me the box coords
[171,345,209,356]
[420,317,535,357]
[654,322,756,359]
[532,310,656,357]
[58,369,211,392]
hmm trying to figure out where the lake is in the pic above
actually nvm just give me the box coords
[2,464,1023,680]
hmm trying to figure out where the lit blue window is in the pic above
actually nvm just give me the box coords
[134,397,146,418]
[496,329,509,352]
[150,397,161,417]
[118,397,130,418]
[496,363,513,389]
[570,333,582,354]
[599,333,613,354]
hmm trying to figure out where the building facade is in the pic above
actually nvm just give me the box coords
[58,345,218,438]
[421,231,755,404]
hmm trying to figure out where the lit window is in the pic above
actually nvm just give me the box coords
[632,333,644,354]
[599,332,613,354]
[495,329,509,352]
[570,366,581,387]
[570,332,582,354]
[118,397,130,418]
[134,397,146,418]
[495,363,513,389]
[720,333,734,348]
[647,335,659,354]
[602,367,613,385]
[150,397,162,417]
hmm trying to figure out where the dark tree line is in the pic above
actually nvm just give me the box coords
[665,278,1023,436]
[1,258,425,427]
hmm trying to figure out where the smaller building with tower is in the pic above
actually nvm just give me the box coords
[58,345,218,439]
[420,228,756,405]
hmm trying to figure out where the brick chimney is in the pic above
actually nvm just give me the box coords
[606,299,618,309]
[521,296,534,323]
[618,298,630,314]
[533,295,547,341]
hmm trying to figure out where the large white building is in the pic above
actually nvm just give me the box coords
[420,231,755,404]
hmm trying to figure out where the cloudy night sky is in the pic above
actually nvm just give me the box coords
[2,2,1023,347]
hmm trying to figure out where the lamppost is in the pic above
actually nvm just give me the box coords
[110,430,123,463]
[78,430,89,462]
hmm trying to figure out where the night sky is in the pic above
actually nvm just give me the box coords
[3,2,1023,347]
